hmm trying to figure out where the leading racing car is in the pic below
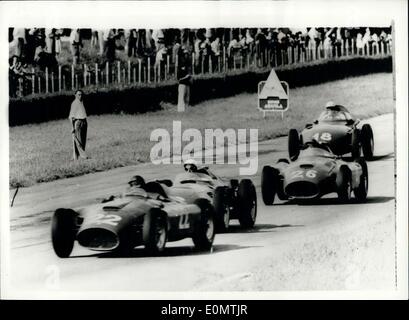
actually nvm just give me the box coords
[262,140,369,205]
[160,160,257,232]
[51,176,215,258]
[288,101,374,161]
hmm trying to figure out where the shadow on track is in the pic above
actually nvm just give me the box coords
[273,196,394,206]
[223,223,303,234]
[71,244,259,259]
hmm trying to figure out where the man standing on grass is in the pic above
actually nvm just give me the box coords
[177,46,192,112]
[69,90,88,160]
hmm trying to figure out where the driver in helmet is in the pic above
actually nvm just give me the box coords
[124,175,146,195]
[321,101,345,120]
[183,159,199,173]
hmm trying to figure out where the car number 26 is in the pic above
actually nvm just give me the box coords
[291,169,317,179]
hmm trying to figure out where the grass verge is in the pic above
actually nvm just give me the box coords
[9,72,393,188]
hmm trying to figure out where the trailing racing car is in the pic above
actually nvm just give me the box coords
[161,160,257,232]
[51,176,215,258]
[288,101,374,161]
[262,140,369,204]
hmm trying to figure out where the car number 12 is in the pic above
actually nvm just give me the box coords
[291,170,317,179]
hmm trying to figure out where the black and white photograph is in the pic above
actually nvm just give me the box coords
[0,1,407,300]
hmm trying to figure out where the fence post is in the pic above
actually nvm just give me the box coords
[83,64,87,86]
[143,66,146,83]
[75,74,78,89]
[71,64,74,90]
[62,75,65,90]
[117,61,121,83]
[38,76,41,93]
[345,40,349,57]
[128,60,131,84]
[45,67,49,93]
[381,41,384,55]
[51,72,54,92]
[105,62,109,85]
[223,47,226,72]
[192,53,195,75]
[175,54,179,79]
[95,63,98,86]
[133,67,136,83]
[138,59,142,83]
[166,55,170,80]
[147,57,151,83]
[32,68,35,94]
[58,65,61,91]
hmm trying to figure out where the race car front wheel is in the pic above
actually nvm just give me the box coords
[261,166,276,205]
[336,167,352,203]
[361,124,374,160]
[288,129,301,161]
[51,209,78,258]
[143,210,168,255]
[238,179,257,228]
[354,159,369,202]
[193,199,215,251]
[213,186,230,232]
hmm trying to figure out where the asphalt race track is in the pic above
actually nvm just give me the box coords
[6,113,395,294]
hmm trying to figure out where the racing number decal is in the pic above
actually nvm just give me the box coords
[179,214,190,229]
[313,132,332,142]
[291,170,317,179]
[90,213,122,226]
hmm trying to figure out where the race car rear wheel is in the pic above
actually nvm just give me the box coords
[51,209,78,258]
[192,199,215,251]
[261,166,277,205]
[361,124,374,160]
[288,129,301,161]
[213,186,230,232]
[351,130,361,159]
[143,210,168,255]
[354,159,369,202]
[336,167,352,203]
[238,179,257,228]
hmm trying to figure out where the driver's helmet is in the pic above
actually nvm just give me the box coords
[325,101,336,108]
[128,175,145,187]
[183,159,198,172]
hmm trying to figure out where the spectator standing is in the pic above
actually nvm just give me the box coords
[176,47,192,112]
[70,28,82,65]
[69,90,88,160]
[13,28,26,59]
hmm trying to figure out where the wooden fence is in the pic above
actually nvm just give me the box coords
[16,39,392,97]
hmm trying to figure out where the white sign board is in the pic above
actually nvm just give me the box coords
[258,69,289,118]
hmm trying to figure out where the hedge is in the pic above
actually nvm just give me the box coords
[9,56,392,126]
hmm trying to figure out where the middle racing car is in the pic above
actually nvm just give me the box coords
[261,140,369,205]
[160,160,258,232]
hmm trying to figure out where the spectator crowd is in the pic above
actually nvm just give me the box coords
[9,27,392,97]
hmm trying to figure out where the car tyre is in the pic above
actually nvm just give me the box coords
[354,159,369,202]
[192,199,215,251]
[288,129,301,161]
[336,166,352,203]
[261,166,277,205]
[143,210,168,255]
[51,209,78,258]
[213,187,230,232]
[238,179,257,228]
[351,130,361,159]
[361,124,374,160]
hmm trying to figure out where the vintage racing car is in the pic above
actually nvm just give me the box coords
[262,140,369,204]
[160,160,257,232]
[51,176,215,258]
[288,102,374,161]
